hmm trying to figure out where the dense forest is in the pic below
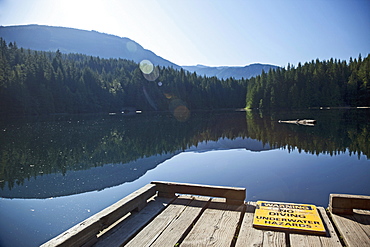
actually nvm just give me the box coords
[1,39,369,116]
[0,39,246,116]
[246,54,370,109]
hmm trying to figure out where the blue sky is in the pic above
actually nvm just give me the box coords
[0,0,369,67]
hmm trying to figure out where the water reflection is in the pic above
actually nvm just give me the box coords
[0,109,369,247]
[0,109,369,199]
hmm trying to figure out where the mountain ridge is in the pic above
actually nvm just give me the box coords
[182,63,279,80]
[0,24,278,79]
[0,24,180,68]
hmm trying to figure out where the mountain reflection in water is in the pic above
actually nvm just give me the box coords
[0,109,369,198]
[0,109,369,247]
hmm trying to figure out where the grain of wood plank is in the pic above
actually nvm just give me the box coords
[330,194,370,214]
[290,233,322,247]
[92,196,172,247]
[150,196,210,247]
[263,231,286,247]
[331,213,370,247]
[316,207,342,247]
[235,202,285,247]
[125,195,194,247]
[235,203,264,247]
[290,207,341,247]
[181,198,244,247]
[152,181,246,204]
[352,209,370,238]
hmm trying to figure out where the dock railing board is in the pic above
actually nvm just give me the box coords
[40,184,158,247]
[329,193,370,214]
[152,181,246,205]
[328,193,370,247]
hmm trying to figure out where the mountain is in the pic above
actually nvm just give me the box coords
[0,24,278,79]
[0,24,180,68]
[182,63,279,79]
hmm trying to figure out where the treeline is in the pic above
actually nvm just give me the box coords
[0,39,247,115]
[244,109,369,159]
[246,54,370,109]
[1,38,369,115]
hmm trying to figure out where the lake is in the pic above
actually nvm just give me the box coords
[0,109,369,247]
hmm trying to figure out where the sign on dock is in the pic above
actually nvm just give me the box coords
[253,201,326,235]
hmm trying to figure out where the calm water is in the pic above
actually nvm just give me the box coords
[0,109,369,247]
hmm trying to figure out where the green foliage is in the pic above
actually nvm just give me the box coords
[0,39,247,115]
[245,55,370,109]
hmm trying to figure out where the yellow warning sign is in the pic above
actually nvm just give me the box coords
[253,201,326,235]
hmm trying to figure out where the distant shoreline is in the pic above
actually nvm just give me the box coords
[308,106,370,110]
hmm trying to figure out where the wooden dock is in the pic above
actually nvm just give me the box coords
[41,182,370,247]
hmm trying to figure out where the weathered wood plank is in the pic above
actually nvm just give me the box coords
[235,203,263,247]
[290,231,323,247]
[290,234,321,247]
[236,202,285,247]
[329,194,370,247]
[263,231,286,247]
[124,195,194,247]
[329,194,370,214]
[353,209,370,238]
[43,184,370,247]
[316,207,342,247]
[150,196,210,247]
[41,183,157,247]
[92,196,173,247]
[181,198,244,246]
[290,207,341,247]
[152,181,246,205]
[331,212,370,247]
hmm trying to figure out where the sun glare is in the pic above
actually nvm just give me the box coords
[48,0,115,33]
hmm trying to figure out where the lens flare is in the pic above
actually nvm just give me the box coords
[158,81,163,87]
[139,60,154,74]
[169,99,190,122]
[173,105,190,122]
[164,93,174,99]
[142,86,158,110]
[139,60,159,81]
[143,66,159,81]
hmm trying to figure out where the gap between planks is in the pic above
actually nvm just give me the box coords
[125,195,210,247]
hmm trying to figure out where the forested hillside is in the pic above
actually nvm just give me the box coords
[246,54,370,109]
[1,38,368,116]
[0,25,179,68]
[0,39,247,115]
